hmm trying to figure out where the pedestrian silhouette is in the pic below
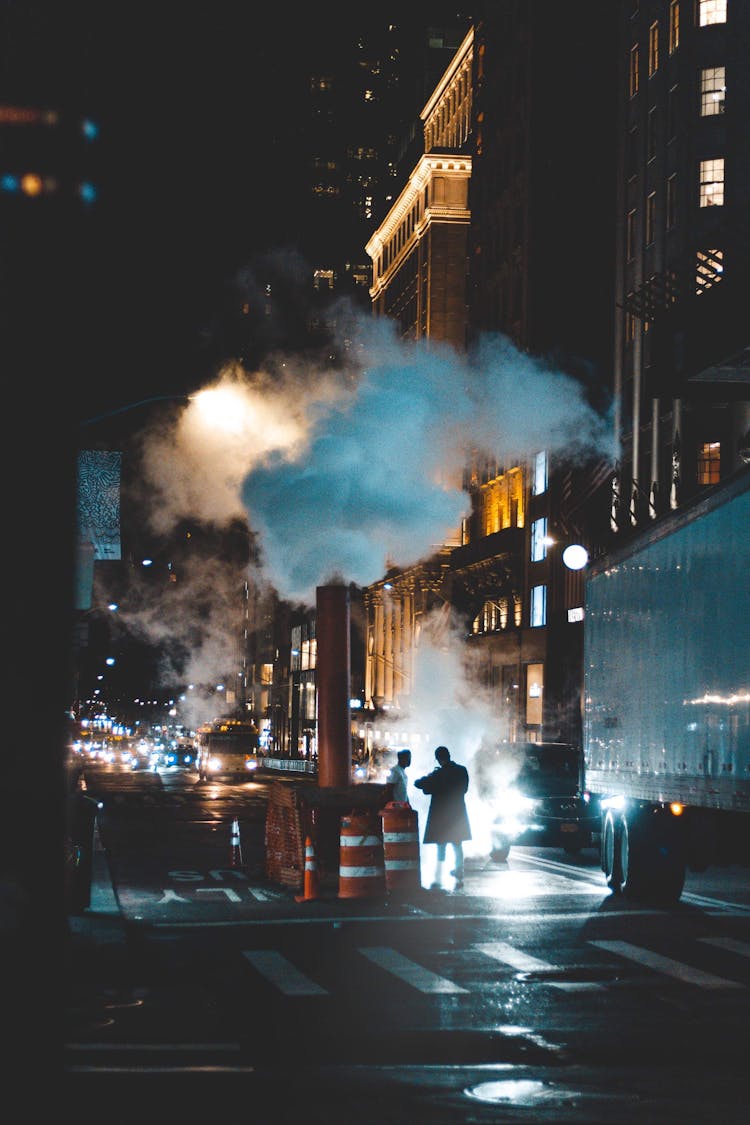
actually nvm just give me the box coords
[414,745,471,890]
[386,748,412,804]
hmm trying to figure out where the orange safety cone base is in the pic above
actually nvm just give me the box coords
[295,836,320,902]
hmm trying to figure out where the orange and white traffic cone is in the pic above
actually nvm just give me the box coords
[230,817,243,867]
[295,836,320,902]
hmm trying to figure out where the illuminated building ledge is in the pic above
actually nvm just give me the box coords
[366,153,471,299]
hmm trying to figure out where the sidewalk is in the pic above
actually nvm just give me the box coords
[66,823,134,1027]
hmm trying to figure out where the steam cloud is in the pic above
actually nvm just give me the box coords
[139,311,613,606]
[119,304,612,737]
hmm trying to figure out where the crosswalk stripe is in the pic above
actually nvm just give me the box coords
[241,950,328,996]
[682,893,750,915]
[475,940,553,973]
[240,940,745,997]
[590,939,745,989]
[475,941,605,991]
[359,946,468,993]
[699,936,750,958]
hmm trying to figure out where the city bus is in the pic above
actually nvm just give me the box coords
[195,718,261,781]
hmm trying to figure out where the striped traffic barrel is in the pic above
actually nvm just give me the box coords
[338,810,386,899]
[380,801,420,894]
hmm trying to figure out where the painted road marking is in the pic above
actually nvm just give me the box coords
[359,946,468,994]
[590,939,745,989]
[241,950,328,996]
[699,936,750,958]
[682,893,750,916]
[476,941,605,991]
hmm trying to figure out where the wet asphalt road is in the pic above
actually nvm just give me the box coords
[63,762,750,1123]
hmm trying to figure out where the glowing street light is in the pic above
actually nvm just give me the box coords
[562,543,589,571]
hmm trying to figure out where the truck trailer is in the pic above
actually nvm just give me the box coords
[583,465,750,902]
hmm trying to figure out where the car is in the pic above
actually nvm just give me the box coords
[475,741,600,862]
[161,740,197,769]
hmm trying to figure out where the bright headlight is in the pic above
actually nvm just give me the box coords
[495,789,538,818]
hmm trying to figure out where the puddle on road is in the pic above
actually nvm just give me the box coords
[465,1076,575,1106]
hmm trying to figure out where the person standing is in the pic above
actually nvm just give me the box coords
[386,748,411,804]
[414,745,471,890]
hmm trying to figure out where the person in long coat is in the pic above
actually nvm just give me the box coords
[414,745,471,890]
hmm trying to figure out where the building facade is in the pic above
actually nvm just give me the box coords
[360,6,617,750]
[612,0,750,530]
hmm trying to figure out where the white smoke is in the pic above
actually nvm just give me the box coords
[360,609,530,872]
[239,316,613,603]
[121,305,612,745]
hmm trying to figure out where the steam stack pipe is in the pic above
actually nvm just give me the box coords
[315,584,352,788]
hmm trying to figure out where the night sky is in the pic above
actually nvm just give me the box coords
[72,7,313,412]
[3,3,475,422]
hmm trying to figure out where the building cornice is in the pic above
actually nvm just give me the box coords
[421,27,474,124]
[366,152,471,296]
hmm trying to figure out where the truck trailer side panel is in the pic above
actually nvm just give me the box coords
[583,467,750,899]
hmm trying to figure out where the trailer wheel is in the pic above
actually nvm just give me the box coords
[617,809,685,903]
[615,813,649,899]
[648,813,687,903]
[602,810,621,892]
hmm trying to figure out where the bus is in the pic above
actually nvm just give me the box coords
[195,719,261,781]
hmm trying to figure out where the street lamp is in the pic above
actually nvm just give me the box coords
[562,543,589,570]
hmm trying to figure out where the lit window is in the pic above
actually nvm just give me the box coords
[626,306,637,343]
[530,585,547,628]
[700,67,725,116]
[669,1,680,53]
[526,663,544,726]
[697,442,721,485]
[313,269,335,291]
[699,158,724,207]
[646,192,656,244]
[530,518,548,562]
[698,0,726,26]
[695,249,724,294]
[648,22,659,76]
[666,174,678,228]
[629,44,640,97]
[532,451,548,496]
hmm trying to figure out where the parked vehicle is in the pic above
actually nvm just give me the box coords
[583,465,750,903]
[476,741,598,862]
